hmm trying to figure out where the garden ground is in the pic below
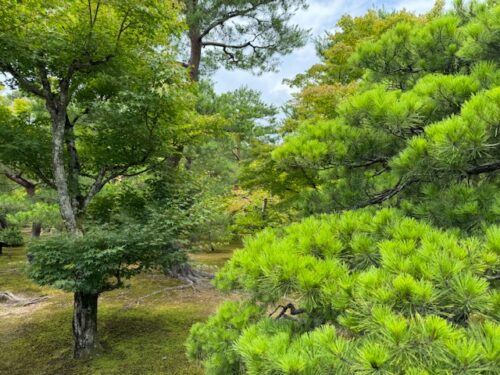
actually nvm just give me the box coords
[0,245,236,375]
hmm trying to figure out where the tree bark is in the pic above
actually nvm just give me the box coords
[49,110,79,233]
[188,32,202,82]
[261,197,268,220]
[31,222,42,238]
[186,0,201,82]
[73,292,99,359]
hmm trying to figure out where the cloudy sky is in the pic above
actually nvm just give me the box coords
[212,0,437,108]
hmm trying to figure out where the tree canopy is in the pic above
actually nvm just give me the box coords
[241,1,500,231]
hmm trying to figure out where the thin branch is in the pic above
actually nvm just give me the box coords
[466,161,500,176]
[80,166,107,212]
[354,178,417,209]
[0,63,46,98]
[116,9,131,44]
[199,1,274,39]
[314,157,388,171]
[202,40,272,50]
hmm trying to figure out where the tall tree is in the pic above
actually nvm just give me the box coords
[244,2,500,230]
[0,0,185,233]
[181,0,308,81]
[0,0,191,358]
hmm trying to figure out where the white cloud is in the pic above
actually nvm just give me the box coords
[393,0,437,14]
[214,0,436,108]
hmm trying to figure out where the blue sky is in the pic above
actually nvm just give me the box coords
[212,0,437,108]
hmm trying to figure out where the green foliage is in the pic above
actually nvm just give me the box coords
[186,301,263,374]
[28,225,186,294]
[0,226,24,246]
[252,2,500,231]
[0,188,60,229]
[188,209,500,374]
[183,0,308,73]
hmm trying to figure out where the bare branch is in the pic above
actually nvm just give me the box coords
[354,178,417,209]
[269,303,306,320]
[202,40,272,50]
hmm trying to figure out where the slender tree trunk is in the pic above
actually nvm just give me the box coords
[73,292,99,359]
[49,110,79,233]
[234,133,242,161]
[31,222,42,238]
[261,197,268,220]
[0,216,7,229]
[26,184,43,238]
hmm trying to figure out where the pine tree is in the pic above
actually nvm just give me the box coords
[244,2,500,231]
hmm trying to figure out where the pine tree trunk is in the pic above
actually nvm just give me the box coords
[73,292,98,359]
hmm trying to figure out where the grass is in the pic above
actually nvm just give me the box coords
[0,244,236,375]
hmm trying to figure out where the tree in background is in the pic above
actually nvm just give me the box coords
[243,1,499,231]
[162,0,309,168]
[181,0,309,81]
[0,90,59,237]
[0,0,192,358]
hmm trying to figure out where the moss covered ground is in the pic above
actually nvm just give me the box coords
[0,245,234,375]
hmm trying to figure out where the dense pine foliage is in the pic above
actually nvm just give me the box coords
[241,1,499,231]
[188,209,499,374]
[187,2,500,374]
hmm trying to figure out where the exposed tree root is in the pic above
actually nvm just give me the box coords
[166,263,214,286]
[0,268,19,274]
[128,264,214,308]
[0,291,48,306]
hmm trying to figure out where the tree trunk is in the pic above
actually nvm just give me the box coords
[166,144,185,169]
[31,222,42,238]
[234,133,242,161]
[261,197,268,220]
[49,110,79,234]
[73,292,98,359]
[187,0,202,83]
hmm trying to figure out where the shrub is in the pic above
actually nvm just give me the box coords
[187,209,500,374]
[0,226,24,246]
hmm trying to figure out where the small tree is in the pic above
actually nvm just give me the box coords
[28,226,186,358]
